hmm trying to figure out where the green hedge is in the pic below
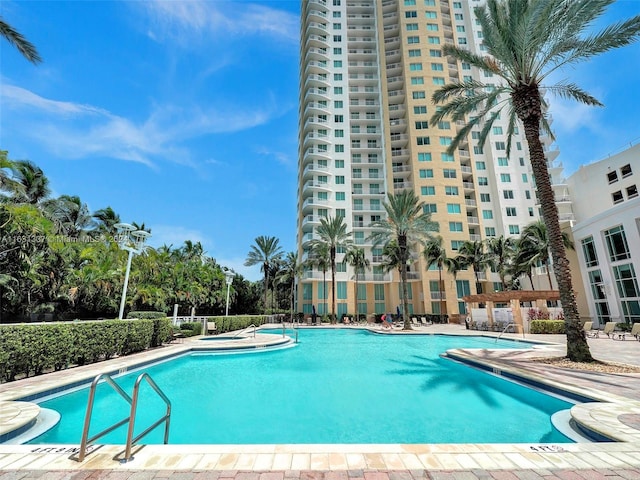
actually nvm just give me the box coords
[127,311,167,319]
[0,318,173,383]
[208,315,269,334]
[179,322,202,337]
[530,320,566,334]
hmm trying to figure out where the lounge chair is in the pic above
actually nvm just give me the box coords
[613,322,640,341]
[420,316,431,326]
[206,321,217,334]
[411,316,421,327]
[583,321,600,338]
[602,321,618,339]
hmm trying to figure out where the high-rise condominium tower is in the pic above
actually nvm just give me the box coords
[296,0,554,320]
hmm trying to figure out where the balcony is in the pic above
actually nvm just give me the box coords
[430,292,446,300]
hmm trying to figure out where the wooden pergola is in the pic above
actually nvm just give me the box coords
[462,290,561,332]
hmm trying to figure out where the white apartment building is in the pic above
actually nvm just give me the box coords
[297,0,557,319]
[569,142,640,326]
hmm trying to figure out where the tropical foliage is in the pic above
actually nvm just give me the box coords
[431,0,640,361]
[0,152,263,321]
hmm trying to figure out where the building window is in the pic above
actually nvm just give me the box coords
[607,170,618,183]
[333,35,342,42]
[480,193,490,202]
[449,222,463,232]
[613,264,640,321]
[443,169,456,178]
[411,76,424,85]
[581,236,599,268]
[423,203,437,213]
[495,141,506,150]
[417,152,432,162]
[485,227,496,237]
[405,11,417,18]
[421,186,436,195]
[621,163,632,178]
[506,207,517,216]
[336,208,345,217]
[604,225,630,262]
[500,173,511,183]
[508,225,520,235]
[417,137,430,145]
[415,121,429,129]
[522,173,528,183]
[475,161,486,170]
[419,169,434,178]
[334,87,343,94]
[497,157,508,166]
[503,190,514,199]
[335,176,345,184]
[439,137,452,146]
[409,62,423,71]
[333,23,341,30]
[408,49,421,57]
[445,186,459,195]
[426,11,437,18]
[493,126,503,135]
[612,190,624,204]
[482,210,493,219]
[427,23,439,31]
[334,115,343,123]
[335,129,344,137]
[478,177,488,186]
[428,36,440,44]
[335,160,344,168]
[335,145,344,153]
[451,240,464,250]
[441,153,454,162]
[408,36,420,44]
[374,284,385,301]
[334,100,343,108]
[335,192,345,201]
[433,77,445,85]
[333,47,342,54]
[414,106,427,114]
[429,49,441,57]
[626,184,638,198]
[406,23,419,31]
[412,91,426,99]
[447,203,461,214]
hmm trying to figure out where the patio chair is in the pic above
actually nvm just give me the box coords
[411,316,421,327]
[207,321,217,334]
[420,316,431,326]
[583,321,600,338]
[613,322,640,341]
[602,321,618,339]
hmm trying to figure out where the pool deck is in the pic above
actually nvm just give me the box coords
[1,323,640,479]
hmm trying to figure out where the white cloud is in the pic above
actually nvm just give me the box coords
[255,146,294,168]
[148,224,210,250]
[138,1,299,46]
[215,256,262,282]
[2,84,289,168]
[547,98,599,133]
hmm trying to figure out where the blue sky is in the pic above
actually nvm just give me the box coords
[1,0,639,281]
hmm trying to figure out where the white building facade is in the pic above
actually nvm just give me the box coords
[569,143,640,326]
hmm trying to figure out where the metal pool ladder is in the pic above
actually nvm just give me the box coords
[77,372,171,462]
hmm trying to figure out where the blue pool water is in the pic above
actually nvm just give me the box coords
[30,329,573,444]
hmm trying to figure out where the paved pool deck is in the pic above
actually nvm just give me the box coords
[1,323,639,479]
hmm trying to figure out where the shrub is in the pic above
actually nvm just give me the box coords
[179,322,202,337]
[530,320,566,334]
[127,311,166,319]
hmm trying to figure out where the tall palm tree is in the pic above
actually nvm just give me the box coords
[244,235,283,314]
[306,240,330,318]
[277,251,302,322]
[520,220,575,289]
[486,236,516,290]
[368,190,437,330]
[431,0,640,361]
[422,236,451,317]
[0,150,20,197]
[344,246,370,318]
[43,195,93,237]
[455,240,492,295]
[314,216,352,323]
[0,17,41,64]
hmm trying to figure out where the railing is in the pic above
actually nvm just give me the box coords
[77,373,171,462]
[495,322,525,342]
[233,324,257,339]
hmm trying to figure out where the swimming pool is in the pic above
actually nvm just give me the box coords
[29,329,573,444]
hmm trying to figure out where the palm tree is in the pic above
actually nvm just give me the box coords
[431,0,640,361]
[368,190,438,330]
[0,17,41,64]
[43,195,93,237]
[455,240,492,295]
[422,236,451,317]
[306,241,330,319]
[277,252,302,322]
[10,160,50,205]
[92,206,121,236]
[344,246,370,318]
[486,236,516,290]
[314,216,352,323]
[244,236,283,314]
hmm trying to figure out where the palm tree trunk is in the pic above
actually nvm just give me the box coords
[263,265,269,315]
[399,237,412,330]
[354,271,359,319]
[517,89,592,362]
[330,249,336,324]
[438,266,444,318]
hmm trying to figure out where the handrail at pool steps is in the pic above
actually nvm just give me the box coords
[495,322,525,342]
[233,323,256,338]
[76,372,171,463]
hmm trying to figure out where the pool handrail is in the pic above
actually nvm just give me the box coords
[76,372,171,463]
[232,324,256,338]
[124,372,171,462]
[495,322,525,342]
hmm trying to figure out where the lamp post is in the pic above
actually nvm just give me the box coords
[224,270,234,317]
[115,223,151,320]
